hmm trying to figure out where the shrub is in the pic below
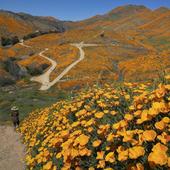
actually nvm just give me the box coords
[1,37,12,46]
[0,77,15,86]
[26,63,49,76]
[1,36,19,46]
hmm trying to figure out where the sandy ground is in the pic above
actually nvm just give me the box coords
[0,126,25,170]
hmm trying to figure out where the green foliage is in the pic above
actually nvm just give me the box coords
[1,36,19,46]
[0,86,73,124]
[0,77,15,86]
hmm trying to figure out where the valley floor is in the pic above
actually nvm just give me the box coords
[0,126,25,170]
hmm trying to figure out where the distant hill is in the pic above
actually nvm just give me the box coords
[0,10,67,38]
[68,5,170,51]
[68,5,170,33]
[1,5,169,40]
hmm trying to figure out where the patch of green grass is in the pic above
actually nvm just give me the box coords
[0,85,74,124]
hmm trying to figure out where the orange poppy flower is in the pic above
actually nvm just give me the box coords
[142,130,157,142]
[148,143,168,166]
[93,140,102,147]
[105,152,115,163]
[128,146,145,159]
[95,112,104,119]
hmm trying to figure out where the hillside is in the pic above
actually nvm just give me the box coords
[68,5,152,31]
[0,10,67,39]
[19,75,170,169]
[0,5,170,90]
[0,4,170,170]
[68,5,170,51]
[0,5,170,121]
[68,5,169,33]
[1,28,169,90]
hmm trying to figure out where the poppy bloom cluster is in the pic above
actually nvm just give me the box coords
[19,76,170,170]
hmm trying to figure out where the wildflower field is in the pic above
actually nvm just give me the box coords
[19,76,170,170]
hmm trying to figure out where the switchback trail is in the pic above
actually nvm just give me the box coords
[0,126,25,170]
[39,42,98,90]
[19,40,98,91]
[30,48,57,87]
[19,41,57,90]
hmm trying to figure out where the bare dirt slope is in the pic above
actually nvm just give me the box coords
[0,126,25,170]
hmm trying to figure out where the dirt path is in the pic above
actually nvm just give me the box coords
[19,42,58,90]
[30,48,57,87]
[19,40,31,48]
[0,126,25,170]
[39,42,98,90]
[19,40,98,91]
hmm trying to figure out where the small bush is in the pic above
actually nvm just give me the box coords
[0,77,15,86]
[1,36,19,46]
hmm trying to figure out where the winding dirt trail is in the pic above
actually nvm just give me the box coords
[19,42,58,89]
[20,40,98,91]
[30,48,57,87]
[39,42,98,90]
[0,126,25,170]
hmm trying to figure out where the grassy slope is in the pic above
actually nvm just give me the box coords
[0,84,74,124]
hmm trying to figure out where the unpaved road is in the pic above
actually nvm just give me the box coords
[19,42,58,90]
[39,42,98,90]
[0,126,25,170]
[19,40,31,48]
[20,41,98,91]
[30,48,57,87]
